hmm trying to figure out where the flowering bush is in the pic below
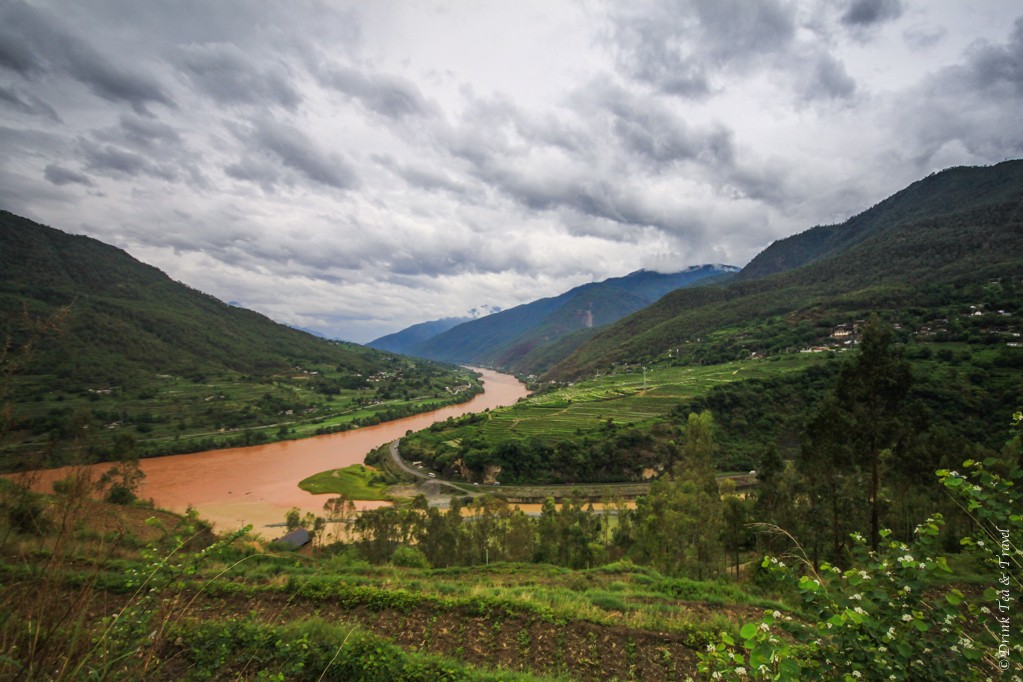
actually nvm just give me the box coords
[698,452,1022,680]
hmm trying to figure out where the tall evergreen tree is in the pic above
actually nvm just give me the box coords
[836,317,911,549]
[802,317,911,553]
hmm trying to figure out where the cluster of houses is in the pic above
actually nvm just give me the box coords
[797,304,1021,355]
[798,322,863,354]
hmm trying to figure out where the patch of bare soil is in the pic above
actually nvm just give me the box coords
[179,591,707,681]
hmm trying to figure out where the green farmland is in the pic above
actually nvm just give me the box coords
[399,353,831,484]
[1,361,481,470]
[482,354,826,440]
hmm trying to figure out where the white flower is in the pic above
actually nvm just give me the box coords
[706,644,716,652]
[850,593,862,600]
[854,606,866,615]
[852,672,862,679]
[759,622,770,632]
[734,666,747,677]
[903,585,912,593]
[902,614,914,622]
[772,610,781,619]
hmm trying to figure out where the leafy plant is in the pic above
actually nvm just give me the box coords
[698,452,1022,680]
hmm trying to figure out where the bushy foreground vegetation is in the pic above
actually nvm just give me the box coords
[0,438,1017,680]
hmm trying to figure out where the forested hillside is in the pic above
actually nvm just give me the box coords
[548,160,1023,380]
[0,212,480,469]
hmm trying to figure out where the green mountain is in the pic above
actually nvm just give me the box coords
[0,211,479,468]
[547,160,1023,380]
[397,265,737,374]
[368,316,475,355]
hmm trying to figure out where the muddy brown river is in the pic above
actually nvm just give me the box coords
[22,368,527,535]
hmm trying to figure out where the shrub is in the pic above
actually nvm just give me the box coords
[391,545,431,569]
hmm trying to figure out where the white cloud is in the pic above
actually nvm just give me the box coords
[0,0,1021,342]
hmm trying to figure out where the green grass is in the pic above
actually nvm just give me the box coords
[298,464,391,500]
[483,355,823,440]
[1,361,481,470]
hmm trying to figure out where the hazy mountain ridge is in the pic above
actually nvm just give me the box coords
[368,317,473,355]
[547,160,1023,380]
[368,306,505,355]
[389,265,738,373]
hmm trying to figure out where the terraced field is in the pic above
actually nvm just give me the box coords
[480,354,825,441]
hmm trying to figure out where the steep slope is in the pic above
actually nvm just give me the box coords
[405,265,737,373]
[738,161,1023,280]
[548,160,1023,379]
[0,211,387,382]
[0,211,478,467]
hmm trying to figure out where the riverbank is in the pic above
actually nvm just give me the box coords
[18,368,528,534]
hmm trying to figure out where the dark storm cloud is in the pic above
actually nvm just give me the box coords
[596,88,736,167]
[229,118,358,191]
[0,32,45,77]
[175,42,301,110]
[959,17,1023,96]
[436,84,737,239]
[887,17,1023,171]
[609,0,797,97]
[841,0,905,27]
[0,1,173,115]
[116,115,182,147]
[0,125,66,156]
[79,138,177,181]
[44,164,94,187]
[224,156,283,192]
[374,155,469,196]
[0,85,61,122]
[81,115,211,189]
[317,64,431,119]
[802,52,858,100]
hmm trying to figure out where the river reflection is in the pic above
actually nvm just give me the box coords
[25,368,527,535]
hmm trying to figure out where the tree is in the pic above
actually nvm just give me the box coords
[700,455,1023,680]
[97,459,145,505]
[632,411,723,578]
[800,395,863,566]
[835,317,911,550]
[722,485,752,578]
[322,495,356,545]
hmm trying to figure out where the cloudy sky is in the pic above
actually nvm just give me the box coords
[2,1,1022,342]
